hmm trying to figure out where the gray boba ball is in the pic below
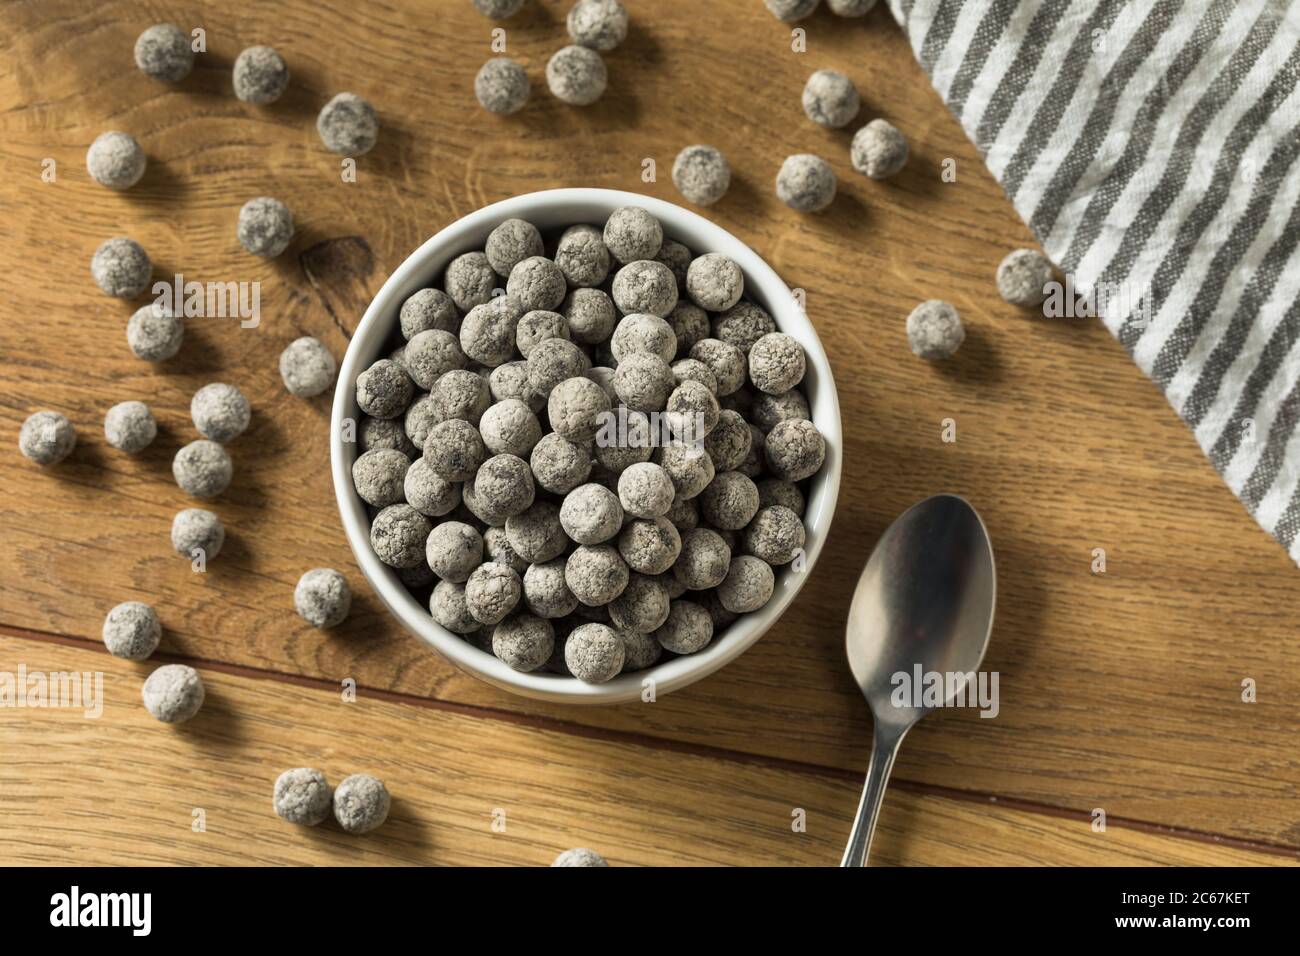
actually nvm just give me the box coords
[565,544,630,606]
[426,521,484,583]
[486,219,545,278]
[612,261,678,318]
[776,154,836,213]
[171,508,224,560]
[127,303,183,361]
[748,332,806,394]
[997,248,1054,307]
[141,664,205,723]
[567,0,628,51]
[553,847,609,867]
[191,383,251,443]
[546,45,607,106]
[279,337,337,397]
[655,599,714,654]
[906,299,964,360]
[608,573,670,634]
[430,580,481,634]
[713,301,776,355]
[404,458,461,516]
[317,92,379,155]
[617,516,681,575]
[556,227,612,290]
[505,500,566,563]
[356,359,415,419]
[672,144,731,206]
[102,601,161,660]
[465,562,522,625]
[273,768,332,826]
[507,256,568,312]
[135,24,195,81]
[492,614,555,671]
[604,206,663,264]
[104,400,157,453]
[370,504,433,568]
[764,418,826,481]
[560,482,624,545]
[465,454,535,524]
[400,288,459,339]
[474,0,526,16]
[352,447,410,508]
[548,375,611,442]
[424,418,486,482]
[765,0,821,21]
[92,237,151,298]
[564,622,625,683]
[445,252,498,313]
[233,45,289,104]
[718,555,775,613]
[530,432,592,494]
[19,411,76,465]
[86,131,146,189]
[745,505,806,565]
[476,57,531,115]
[851,119,909,180]
[686,254,744,312]
[672,528,731,590]
[294,568,352,628]
[237,197,294,258]
[802,69,860,129]
[172,440,232,497]
[332,772,391,834]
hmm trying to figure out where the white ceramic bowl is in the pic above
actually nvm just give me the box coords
[332,188,842,704]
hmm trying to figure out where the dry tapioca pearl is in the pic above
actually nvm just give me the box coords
[352,448,410,507]
[423,418,486,481]
[802,69,860,129]
[237,197,294,258]
[548,375,611,442]
[689,338,745,396]
[613,353,675,412]
[745,505,806,565]
[996,248,1054,307]
[686,254,743,312]
[370,414,420,457]
[485,219,544,277]
[18,411,75,465]
[764,419,825,482]
[104,401,156,453]
[586,366,617,401]
[611,260,678,318]
[171,508,224,561]
[619,626,662,671]
[659,440,714,500]
[506,500,567,563]
[469,453,535,522]
[776,154,836,213]
[430,580,480,633]
[672,144,731,206]
[752,389,810,433]
[403,330,467,389]
[712,301,775,355]
[604,206,663,264]
[431,369,492,425]
[317,92,378,155]
[480,399,543,457]
[516,310,569,358]
[717,555,775,613]
[356,359,414,419]
[507,256,567,312]
[567,0,629,51]
[142,664,205,723]
[757,477,805,516]
[279,337,336,397]
[92,237,151,298]
[906,300,964,360]
[667,303,710,358]
[704,410,751,471]
[460,295,524,366]
[530,432,593,493]
[565,622,626,683]
[400,288,459,339]
[610,313,676,363]
[566,544,630,606]
[86,131,146,189]
[294,568,352,628]
[547,45,607,106]
[444,252,498,312]
[333,773,391,834]
[655,240,694,290]
[699,471,760,530]
[673,528,731,590]
[608,573,670,633]
[654,600,713,654]
[617,462,674,519]
[426,521,484,583]
[485,526,529,574]
[404,394,440,447]
[135,24,194,82]
[828,0,877,14]
[851,119,909,180]
[233,46,289,104]
[528,338,591,398]
[748,333,806,395]
[465,562,522,625]
[665,494,699,531]
[404,458,461,517]
[173,440,232,498]
[475,57,530,115]
[126,303,182,361]
[273,768,332,827]
[700,589,738,629]
[523,559,580,618]
[560,482,624,545]
[556,226,612,289]
[665,380,720,440]
[671,357,717,395]
[490,361,543,411]
[618,516,681,574]
[562,288,617,345]
[553,847,609,867]
[371,504,432,568]
[593,407,652,474]
[190,382,250,443]
[102,601,161,660]
[493,614,555,672]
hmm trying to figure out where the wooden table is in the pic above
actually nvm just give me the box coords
[0,0,1296,866]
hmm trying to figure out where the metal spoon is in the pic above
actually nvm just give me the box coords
[840,494,996,867]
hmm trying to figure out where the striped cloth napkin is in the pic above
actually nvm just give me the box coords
[890,0,1300,563]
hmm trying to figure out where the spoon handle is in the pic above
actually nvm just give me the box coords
[840,722,907,867]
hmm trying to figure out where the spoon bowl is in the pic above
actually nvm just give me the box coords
[841,494,996,865]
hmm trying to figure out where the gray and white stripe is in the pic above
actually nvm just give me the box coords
[889,0,1300,564]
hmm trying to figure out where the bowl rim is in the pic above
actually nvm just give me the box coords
[331,187,843,705]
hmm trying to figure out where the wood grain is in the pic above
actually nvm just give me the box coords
[0,635,1287,866]
[0,0,1297,863]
